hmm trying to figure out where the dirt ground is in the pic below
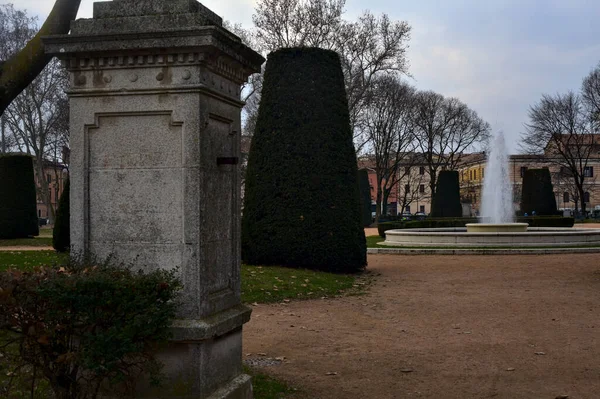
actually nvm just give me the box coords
[0,246,54,251]
[243,254,600,398]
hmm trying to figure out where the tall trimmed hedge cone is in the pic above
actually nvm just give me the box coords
[520,168,557,215]
[242,48,367,273]
[53,178,70,252]
[431,170,462,218]
[0,154,39,238]
[358,169,373,227]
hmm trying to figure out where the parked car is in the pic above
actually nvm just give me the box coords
[38,217,48,226]
[413,212,427,221]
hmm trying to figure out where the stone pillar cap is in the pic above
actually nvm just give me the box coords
[42,0,264,75]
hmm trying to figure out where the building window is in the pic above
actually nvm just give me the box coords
[47,174,52,183]
[405,184,410,193]
[419,184,425,193]
[469,170,472,180]
[474,170,477,180]
[584,192,590,203]
[482,168,485,178]
[405,206,410,213]
[419,166,425,175]
[420,205,425,213]
[584,166,594,177]
[564,192,570,203]
[38,210,41,217]
[520,166,528,178]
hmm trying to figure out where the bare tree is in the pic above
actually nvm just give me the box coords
[362,75,415,219]
[411,90,491,199]
[0,0,81,115]
[253,0,344,50]
[397,155,429,216]
[251,0,411,152]
[1,4,70,223]
[582,62,600,130]
[552,167,596,213]
[522,91,597,214]
[337,12,411,151]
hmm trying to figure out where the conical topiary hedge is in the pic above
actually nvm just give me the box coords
[53,178,70,252]
[431,170,462,218]
[0,154,39,238]
[242,47,366,273]
[520,168,557,215]
[358,169,373,227]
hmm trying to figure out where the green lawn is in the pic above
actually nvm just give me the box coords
[241,264,370,304]
[0,251,66,272]
[0,252,371,304]
[0,227,53,247]
[366,235,384,248]
[245,367,302,399]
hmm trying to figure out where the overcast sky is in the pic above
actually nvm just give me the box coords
[14,0,600,153]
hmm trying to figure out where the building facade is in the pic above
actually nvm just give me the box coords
[35,160,68,222]
[458,152,600,216]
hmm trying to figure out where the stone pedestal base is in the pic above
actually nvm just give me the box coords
[112,305,253,399]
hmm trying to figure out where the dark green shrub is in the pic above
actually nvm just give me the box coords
[520,168,557,215]
[378,221,407,237]
[53,178,70,252]
[430,171,462,218]
[358,169,372,227]
[0,154,39,238]
[242,47,366,273]
[378,218,481,236]
[517,216,574,227]
[0,259,181,398]
[405,218,479,229]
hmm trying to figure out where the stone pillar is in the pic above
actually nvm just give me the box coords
[44,1,264,397]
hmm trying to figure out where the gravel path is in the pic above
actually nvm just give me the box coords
[0,246,54,251]
[243,253,600,399]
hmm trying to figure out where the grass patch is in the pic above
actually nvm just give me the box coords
[241,264,371,304]
[366,235,384,247]
[0,251,66,272]
[245,366,301,399]
[0,228,53,247]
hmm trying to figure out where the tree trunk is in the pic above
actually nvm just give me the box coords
[579,186,587,216]
[35,155,55,224]
[0,0,82,115]
[375,186,382,222]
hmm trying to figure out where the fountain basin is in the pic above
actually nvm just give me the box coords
[465,223,528,233]
[382,227,600,248]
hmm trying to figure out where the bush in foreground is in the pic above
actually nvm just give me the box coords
[242,47,366,273]
[430,171,462,218]
[53,178,70,252]
[0,154,39,238]
[0,259,181,399]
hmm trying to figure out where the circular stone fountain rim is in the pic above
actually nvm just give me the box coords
[465,223,529,227]
[384,227,600,236]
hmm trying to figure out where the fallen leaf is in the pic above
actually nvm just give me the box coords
[535,352,546,356]
[506,368,516,371]
[325,372,338,376]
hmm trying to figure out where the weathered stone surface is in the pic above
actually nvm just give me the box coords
[44,1,264,397]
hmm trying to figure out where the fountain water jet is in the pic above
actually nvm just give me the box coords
[466,131,527,232]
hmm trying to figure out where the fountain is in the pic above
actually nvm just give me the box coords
[466,131,527,233]
[379,132,600,253]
